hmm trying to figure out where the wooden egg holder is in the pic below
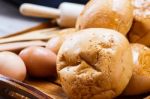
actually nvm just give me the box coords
[0,22,149,99]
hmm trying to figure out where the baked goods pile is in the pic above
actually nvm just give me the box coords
[0,0,150,98]
[55,0,150,98]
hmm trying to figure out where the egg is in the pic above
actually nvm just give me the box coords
[19,46,57,78]
[0,51,26,81]
[46,28,77,54]
[46,36,63,54]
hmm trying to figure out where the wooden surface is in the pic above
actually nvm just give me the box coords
[25,79,150,99]
[25,79,67,99]
[0,75,150,99]
[0,40,46,53]
[0,28,59,44]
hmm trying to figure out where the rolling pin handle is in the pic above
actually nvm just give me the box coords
[20,3,60,19]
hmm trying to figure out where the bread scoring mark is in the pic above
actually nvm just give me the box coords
[79,53,101,72]
[69,65,115,99]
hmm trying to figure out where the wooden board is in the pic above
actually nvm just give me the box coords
[25,79,150,99]
[0,28,59,44]
[25,79,67,99]
[0,40,46,53]
[0,75,149,99]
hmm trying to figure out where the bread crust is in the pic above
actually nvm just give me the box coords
[128,0,150,46]
[76,0,133,35]
[123,44,150,95]
[57,28,133,99]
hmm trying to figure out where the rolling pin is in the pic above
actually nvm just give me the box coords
[20,2,84,27]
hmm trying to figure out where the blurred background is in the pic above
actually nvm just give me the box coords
[5,0,88,7]
[0,0,88,36]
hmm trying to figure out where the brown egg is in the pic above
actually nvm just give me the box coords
[46,36,63,54]
[46,28,77,54]
[0,51,26,81]
[19,46,57,78]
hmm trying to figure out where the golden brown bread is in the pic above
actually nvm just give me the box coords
[128,0,150,46]
[76,0,133,35]
[57,28,133,99]
[123,43,150,95]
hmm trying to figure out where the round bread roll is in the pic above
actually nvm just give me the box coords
[123,44,150,95]
[128,0,150,46]
[76,0,133,35]
[57,28,133,99]
[46,28,77,54]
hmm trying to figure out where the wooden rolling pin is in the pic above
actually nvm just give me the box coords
[20,2,84,28]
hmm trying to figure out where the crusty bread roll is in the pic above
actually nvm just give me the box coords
[128,0,150,46]
[76,0,133,35]
[57,28,133,99]
[46,28,77,54]
[123,44,150,95]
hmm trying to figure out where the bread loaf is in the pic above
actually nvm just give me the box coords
[123,44,150,95]
[128,0,150,46]
[76,0,133,35]
[57,28,133,99]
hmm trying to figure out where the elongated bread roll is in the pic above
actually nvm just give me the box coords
[57,28,133,99]
[76,0,133,35]
[123,44,150,95]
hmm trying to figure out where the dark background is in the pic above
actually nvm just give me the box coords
[5,0,88,8]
